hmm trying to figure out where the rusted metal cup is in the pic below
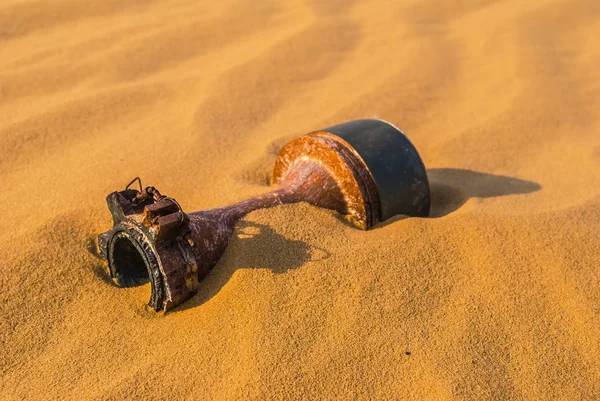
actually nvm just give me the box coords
[97,119,430,311]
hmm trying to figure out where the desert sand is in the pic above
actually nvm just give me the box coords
[1,0,599,399]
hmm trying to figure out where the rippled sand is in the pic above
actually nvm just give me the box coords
[1,0,599,399]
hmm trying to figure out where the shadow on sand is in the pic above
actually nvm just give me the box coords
[427,168,541,217]
[172,221,328,312]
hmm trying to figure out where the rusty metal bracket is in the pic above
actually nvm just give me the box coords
[97,119,430,311]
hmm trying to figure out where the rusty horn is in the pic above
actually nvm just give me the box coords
[97,119,430,311]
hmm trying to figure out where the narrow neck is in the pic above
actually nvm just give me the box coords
[221,186,298,222]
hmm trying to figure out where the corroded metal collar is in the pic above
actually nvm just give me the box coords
[98,186,198,311]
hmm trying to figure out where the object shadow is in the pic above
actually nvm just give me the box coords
[427,168,541,217]
[173,221,328,312]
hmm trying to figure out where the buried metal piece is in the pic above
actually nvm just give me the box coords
[97,119,430,311]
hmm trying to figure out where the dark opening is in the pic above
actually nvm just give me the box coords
[111,235,150,287]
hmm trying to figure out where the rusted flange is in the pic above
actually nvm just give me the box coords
[319,119,430,219]
[98,119,430,311]
[274,119,430,226]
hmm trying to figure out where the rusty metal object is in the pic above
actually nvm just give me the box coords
[97,119,430,311]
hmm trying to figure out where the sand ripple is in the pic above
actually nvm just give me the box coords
[1,0,599,399]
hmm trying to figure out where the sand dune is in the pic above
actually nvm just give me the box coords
[1,0,599,399]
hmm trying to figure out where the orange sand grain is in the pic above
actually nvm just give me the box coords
[1,0,600,399]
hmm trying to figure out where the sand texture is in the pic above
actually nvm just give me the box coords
[1,0,600,399]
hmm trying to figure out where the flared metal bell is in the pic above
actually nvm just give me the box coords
[273,119,430,226]
[325,119,430,220]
